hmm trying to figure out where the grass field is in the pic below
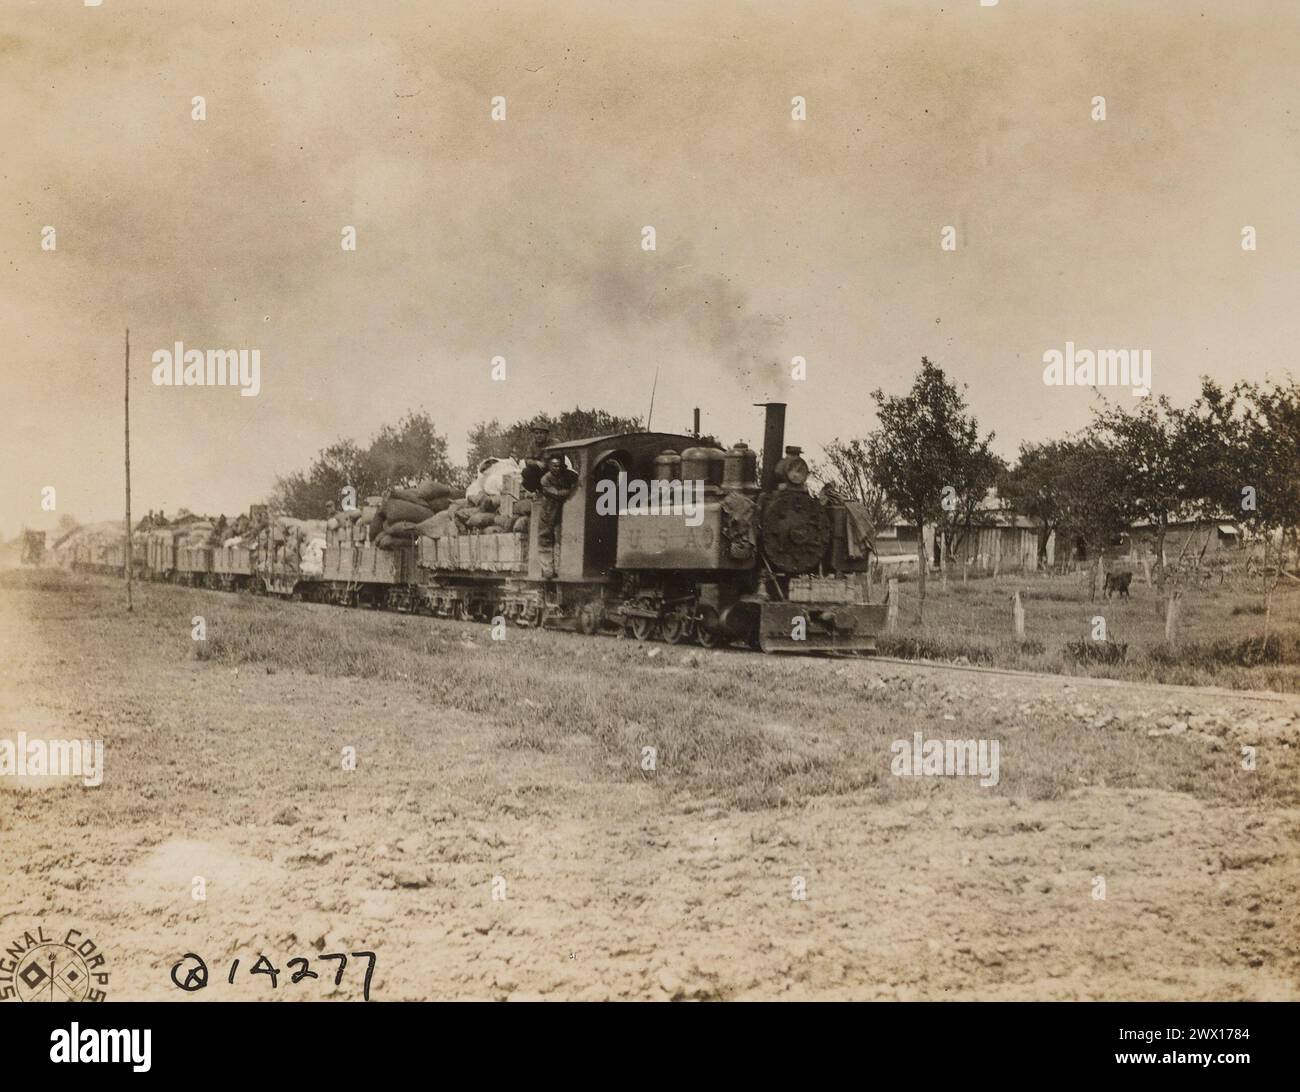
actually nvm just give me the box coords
[879,569,1300,692]
[5,568,1294,811]
[2,568,1297,999]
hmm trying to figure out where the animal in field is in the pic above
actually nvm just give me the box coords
[1103,570,1133,599]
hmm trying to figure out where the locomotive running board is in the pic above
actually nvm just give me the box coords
[755,601,888,654]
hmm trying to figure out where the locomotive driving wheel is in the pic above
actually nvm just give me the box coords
[623,597,659,641]
[629,616,658,641]
[660,610,694,645]
[694,603,723,647]
[695,625,722,648]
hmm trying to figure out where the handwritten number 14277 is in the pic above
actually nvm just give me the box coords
[171,951,376,1001]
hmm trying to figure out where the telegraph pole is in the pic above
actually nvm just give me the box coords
[124,327,133,613]
[646,366,659,431]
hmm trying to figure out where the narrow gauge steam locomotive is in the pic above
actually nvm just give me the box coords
[71,403,886,653]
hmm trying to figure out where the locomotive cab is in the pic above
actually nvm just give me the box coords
[530,431,699,583]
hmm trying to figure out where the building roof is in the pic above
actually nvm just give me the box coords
[1131,515,1240,530]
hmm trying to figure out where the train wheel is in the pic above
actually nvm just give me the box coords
[695,625,723,648]
[629,616,657,641]
[577,602,602,636]
[694,603,723,647]
[661,612,694,645]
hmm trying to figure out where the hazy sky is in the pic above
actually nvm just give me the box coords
[3,0,1298,533]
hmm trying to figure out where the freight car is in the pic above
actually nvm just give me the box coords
[74,403,887,654]
[70,534,147,578]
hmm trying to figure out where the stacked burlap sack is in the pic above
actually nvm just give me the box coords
[418,458,530,540]
[262,515,328,572]
[368,478,460,550]
[351,466,534,550]
[448,495,530,535]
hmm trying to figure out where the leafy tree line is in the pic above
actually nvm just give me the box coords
[271,408,642,518]
[466,408,643,470]
[270,412,458,518]
[819,358,1300,619]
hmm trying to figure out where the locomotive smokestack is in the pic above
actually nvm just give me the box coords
[755,402,786,491]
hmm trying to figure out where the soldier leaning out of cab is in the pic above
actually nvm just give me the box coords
[537,456,578,579]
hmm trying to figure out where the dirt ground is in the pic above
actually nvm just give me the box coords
[1,573,1297,1000]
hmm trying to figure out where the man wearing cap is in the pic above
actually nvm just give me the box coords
[521,420,551,494]
[537,456,578,579]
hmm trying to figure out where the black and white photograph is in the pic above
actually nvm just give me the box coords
[0,0,1296,1056]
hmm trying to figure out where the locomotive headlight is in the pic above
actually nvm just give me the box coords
[784,457,809,485]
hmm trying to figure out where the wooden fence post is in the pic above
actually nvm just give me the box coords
[887,578,899,632]
[1165,591,1181,643]
[1012,590,1025,643]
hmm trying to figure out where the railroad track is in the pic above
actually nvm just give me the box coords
[23,569,1297,705]
[855,653,1293,705]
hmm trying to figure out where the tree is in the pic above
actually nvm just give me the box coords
[364,412,456,491]
[272,438,366,519]
[1107,374,1300,631]
[1192,375,1300,535]
[466,407,643,471]
[1051,434,1137,600]
[865,357,997,619]
[936,446,1007,569]
[271,412,456,518]
[1180,380,1245,524]
[1092,396,1200,591]
[999,441,1071,566]
[1194,377,1300,635]
[1240,377,1300,636]
[817,438,897,529]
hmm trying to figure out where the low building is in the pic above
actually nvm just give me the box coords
[871,522,926,572]
[946,511,1054,573]
[872,497,1055,574]
[1117,518,1243,565]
